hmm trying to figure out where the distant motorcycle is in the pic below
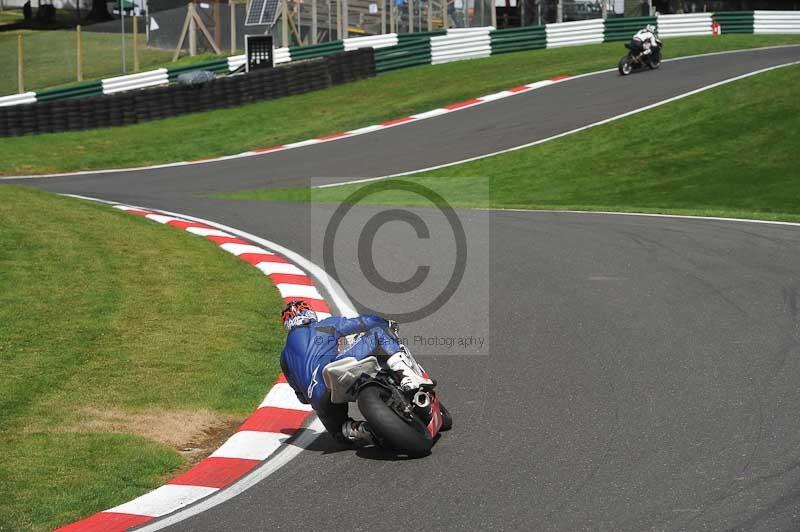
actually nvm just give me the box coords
[618,40,663,75]
[323,326,451,457]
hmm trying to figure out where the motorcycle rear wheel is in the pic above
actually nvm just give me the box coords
[358,385,433,457]
[618,55,633,76]
[439,402,453,432]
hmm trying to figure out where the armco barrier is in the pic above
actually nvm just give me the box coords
[167,59,230,82]
[35,81,104,101]
[431,27,493,65]
[490,25,546,54]
[3,12,799,108]
[656,13,713,37]
[102,69,169,95]
[546,18,605,48]
[0,49,374,137]
[0,92,36,107]
[754,10,800,34]
[289,40,346,60]
[374,39,432,72]
[713,11,754,34]
[344,33,399,50]
[604,15,656,42]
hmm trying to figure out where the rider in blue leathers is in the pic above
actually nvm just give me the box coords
[279,300,430,445]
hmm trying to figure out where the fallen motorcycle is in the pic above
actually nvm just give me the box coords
[323,329,451,457]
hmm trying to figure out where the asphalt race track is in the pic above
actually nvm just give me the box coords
[5,46,800,531]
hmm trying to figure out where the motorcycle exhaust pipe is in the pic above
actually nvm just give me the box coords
[413,391,431,409]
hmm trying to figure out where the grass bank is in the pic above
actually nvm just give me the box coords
[0,29,218,96]
[1,34,798,176]
[0,187,285,530]
[219,64,800,223]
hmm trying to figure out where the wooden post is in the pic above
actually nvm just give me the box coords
[408,0,413,32]
[312,0,318,43]
[17,33,24,94]
[380,0,385,33]
[427,0,431,30]
[389,0,395,32]
[281,0,289,46]
[342,0,348,37]
[490,0,495,27]
[442,0,447,28]
[76,25,84,81]
[230,0,236,52]
[213,0,221,49]
[230,0,237,52]
[189,2,198,55]
[133,15,140,72]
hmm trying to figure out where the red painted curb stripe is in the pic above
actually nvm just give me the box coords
[238,406,310,434]
[205,235,250,245]
[253,145,286,153]
[237,253,288,266]
[445,98,481,110]
[276,373,288,384]
[55,512,153,532]
[168,457,261,489]
[282,296,330,313]
[123,209,152,217]
[508,85,530,93]
[317,132,350,141]
[550,74,570,81]
[380,116,415,127]
[166,220,213,230]
[269,273,316,286]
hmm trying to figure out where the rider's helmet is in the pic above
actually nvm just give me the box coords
[645,24,656,33]
[280,300,318,332]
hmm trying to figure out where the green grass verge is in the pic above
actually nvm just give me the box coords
[0,9,23,25]
[217,64,800,223]
[0,187,285,531]
[1,35,798,176]
[0,29,219,96]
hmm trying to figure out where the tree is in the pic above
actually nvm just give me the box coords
[88,0,112,20]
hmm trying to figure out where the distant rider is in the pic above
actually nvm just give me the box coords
[279,301,432,446]
[630,24,660,61]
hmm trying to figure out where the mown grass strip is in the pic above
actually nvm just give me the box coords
[0,187,285,531]
[218,64,800,223]
[1,35,798,176]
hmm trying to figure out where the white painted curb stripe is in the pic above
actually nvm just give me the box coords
[56,194,357,531]
[210,431,288,461]
[108,485,218,517]
[260,382,314,410]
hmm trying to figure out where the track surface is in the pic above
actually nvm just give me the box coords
[6,46,800,531]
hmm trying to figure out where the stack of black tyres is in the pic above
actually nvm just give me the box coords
[0,48,375,137]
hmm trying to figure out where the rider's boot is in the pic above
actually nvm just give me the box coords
[387,348,434,392]
[341,419,375,446]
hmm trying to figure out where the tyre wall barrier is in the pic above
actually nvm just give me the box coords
[713,11,754,34]
[754,10,800,34]
[431,27,494,65]
[3,11,797,108]
[0,49,375,137]
[604,15,657,42]
[490,25,546,54]
[656,13,713,37]
[546,18,605,48]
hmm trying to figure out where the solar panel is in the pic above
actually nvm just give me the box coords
[245,0,281,26]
